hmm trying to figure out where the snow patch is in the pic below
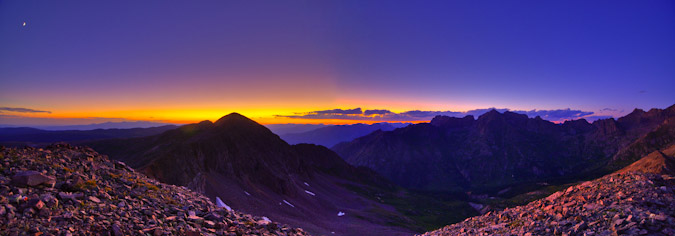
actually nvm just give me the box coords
[303,182,309,186]
[468,202,484,211]
[304,190,315,196]
[282,200,295,208]
[244,191,251,196]
[262,216,271,223]
[337,211,345,216]
[215,197,232,211]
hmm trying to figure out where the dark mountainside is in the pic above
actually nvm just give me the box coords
[0,125,178,147]
[279,123,409,148]
[333,104,675,194]
[85,113,468,235]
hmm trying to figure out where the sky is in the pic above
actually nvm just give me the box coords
[1,0,673,126]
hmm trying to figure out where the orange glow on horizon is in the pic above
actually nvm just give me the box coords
[0,107,437,126]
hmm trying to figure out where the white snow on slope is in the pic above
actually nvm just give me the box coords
[283,200,295,208]
[304,182,309,186]
[244,191,251,196]
[216,197,232,211]
[337,211,345,216]
[304,190,315,196]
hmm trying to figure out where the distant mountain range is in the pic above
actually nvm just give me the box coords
[0,121,178,130]
[265,123,329,136]
[333,104,675,193]
[84,113,470,235]
[278,123,410,147]
[0,125,178,146]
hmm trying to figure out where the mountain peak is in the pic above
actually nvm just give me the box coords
[485,109,501,115]
[430,115,475,127]
[214,112,259,127]
[476,109,503,121]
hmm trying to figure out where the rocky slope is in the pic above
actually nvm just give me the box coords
[0,144,308,236]
[616,144,675,175]
[333,105,675,193]
[421,171,675,236]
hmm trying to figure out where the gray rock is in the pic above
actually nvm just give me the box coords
[11,171,56,187]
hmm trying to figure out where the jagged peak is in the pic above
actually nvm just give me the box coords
[503,111,529,119]
[484,109,501,115]
[633,108,646,113]
[476,109,503,121]
[563,118,590,126]
[430,115,475,127]
[667,104,675,112]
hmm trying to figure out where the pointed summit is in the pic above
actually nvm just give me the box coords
[484,109,501,116]
[476,109,504,123]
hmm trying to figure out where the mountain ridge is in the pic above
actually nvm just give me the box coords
[333,104,675,193]
[277,122,410,148]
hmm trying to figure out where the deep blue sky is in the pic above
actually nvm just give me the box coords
[0,0,673,125]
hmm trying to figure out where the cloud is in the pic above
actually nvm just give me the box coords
[276,107,601,122]
[518,108,593,121]
[600,108,618,112]
[0,107,51,113]
[312,108,363,115]
[364,109,392,116]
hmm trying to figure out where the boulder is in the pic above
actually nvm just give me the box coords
[11,171,56,187]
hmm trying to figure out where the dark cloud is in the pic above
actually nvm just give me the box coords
[312,108,362,115]
[277,107,600,122]
[600,108,618,112]
[278,108,364,120]
[0,107,51,113]
[364,109,392,116]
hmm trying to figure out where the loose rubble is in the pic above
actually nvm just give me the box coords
[0,144,309,236]
[421,172,675,236]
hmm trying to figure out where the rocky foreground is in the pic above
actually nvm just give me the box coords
[421,172,675,236]
[0,144,309,236]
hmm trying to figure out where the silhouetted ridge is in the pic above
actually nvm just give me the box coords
[334,104,675,192]
[430,115,474,128]
[477,109,501,120]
